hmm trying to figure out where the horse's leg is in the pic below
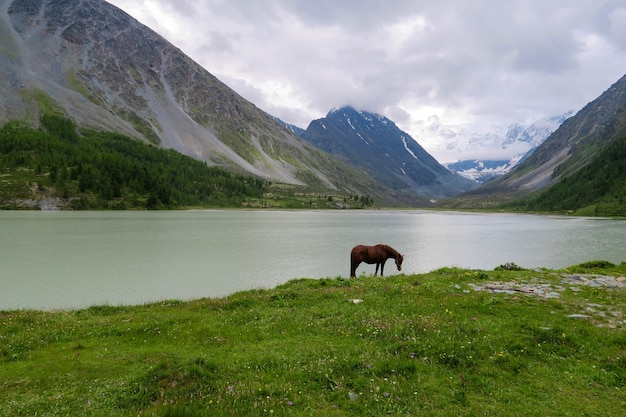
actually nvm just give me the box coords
[380,260,387,276]
[350,260,360,278]
[374,263,380,276]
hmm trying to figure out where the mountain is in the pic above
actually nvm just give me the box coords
[0,0,392,200]
[274,117,306,137]
[300,107,477,198]
[514,133,626,216]
[466,74,626,202]
[416,114,572,164]
[445,159,515,183]
[422,113,572,183]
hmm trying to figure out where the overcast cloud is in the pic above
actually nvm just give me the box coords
[107,0,626,158]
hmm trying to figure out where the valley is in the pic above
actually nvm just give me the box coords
[0,0,624,215]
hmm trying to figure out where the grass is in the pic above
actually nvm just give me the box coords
[1,262,625,416]
[20,88,66,118]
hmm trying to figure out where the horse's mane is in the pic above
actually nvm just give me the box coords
[379,244,399,256]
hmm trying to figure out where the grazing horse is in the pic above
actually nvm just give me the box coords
[350,244,404,278]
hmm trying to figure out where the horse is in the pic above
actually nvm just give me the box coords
[350,244,404,278]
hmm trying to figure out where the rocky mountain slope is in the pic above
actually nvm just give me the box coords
[468,74,626,199]
[300,107,477,198]
[0,0,395,199]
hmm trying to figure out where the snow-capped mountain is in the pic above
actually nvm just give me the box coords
[473,73,626,202]
[300,107,476,198]
[414,112,573,183]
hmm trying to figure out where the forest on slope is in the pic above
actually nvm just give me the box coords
[505,134,626,216]
[0,115,269,209]
[0,115,375,210]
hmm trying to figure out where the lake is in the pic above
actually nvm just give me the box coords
[1,210,625,310]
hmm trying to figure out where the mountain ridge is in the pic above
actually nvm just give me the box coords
[2,0,623,210]
[300,106,477,198]
[469,74,626,198]
[0,0,403,202]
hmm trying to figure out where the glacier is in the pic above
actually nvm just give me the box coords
[412,112,573,183]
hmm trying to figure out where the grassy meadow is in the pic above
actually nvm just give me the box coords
[1,262,625,416]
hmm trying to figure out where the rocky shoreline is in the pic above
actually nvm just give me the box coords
[466,273,626,329]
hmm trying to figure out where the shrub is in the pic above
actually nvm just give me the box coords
[494,262,525,271]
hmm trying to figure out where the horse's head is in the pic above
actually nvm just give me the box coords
[395,254,404,271]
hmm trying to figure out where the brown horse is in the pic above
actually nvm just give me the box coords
[350,244,404,278]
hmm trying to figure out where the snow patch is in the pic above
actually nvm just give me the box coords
[401,135,418,160]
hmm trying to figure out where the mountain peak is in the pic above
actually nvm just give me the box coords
[327,105,360,118]
[302,107,476,198]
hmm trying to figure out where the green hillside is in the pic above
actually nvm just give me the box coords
[0,115,268,209]
[508,134,626,216]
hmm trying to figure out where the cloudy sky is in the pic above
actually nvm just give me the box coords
[107,0,626,159]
